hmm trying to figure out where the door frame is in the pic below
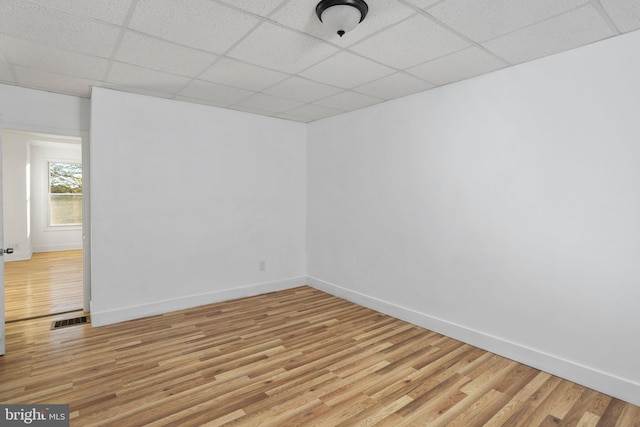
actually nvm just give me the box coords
[1,126,91,354]
[1,114,5,355]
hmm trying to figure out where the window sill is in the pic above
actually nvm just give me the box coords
[46,225,82,232]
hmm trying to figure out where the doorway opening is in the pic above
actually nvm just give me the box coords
[2,130,84,322]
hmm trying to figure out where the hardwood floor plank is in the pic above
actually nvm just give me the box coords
[427,360,519,426]
[4,250,83,321]
[201,409,246,427]
[524,380,584,425]
[576,411,601,427]
[395,367,471,423]
[312,393,375,426]
[335,394,413,427]
[550,383,587,419]
[493,363,541,396]
[484,371,553,426]
[1,286,638,426]
[615,404,640,427]
[559,389,607,426]
[446,388,512,427]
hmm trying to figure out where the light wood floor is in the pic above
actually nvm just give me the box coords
[1,286,638,426]
[4,250,83,322]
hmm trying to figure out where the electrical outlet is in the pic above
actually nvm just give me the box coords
[259,261,266,271]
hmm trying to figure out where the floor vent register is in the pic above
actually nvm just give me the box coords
[51,315,90,330]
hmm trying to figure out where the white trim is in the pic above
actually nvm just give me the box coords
[306,276,640,407]
[32,243,82,252]
[45,224,82,232]
[91,277,306,327]
[46,160,82,229]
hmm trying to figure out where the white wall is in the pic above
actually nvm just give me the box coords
[307,30,640,405]
[30,139,82,252]
[90,88,307,326]
[0,83,90,136]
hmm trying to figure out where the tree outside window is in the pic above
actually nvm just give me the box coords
[49,162,82,226]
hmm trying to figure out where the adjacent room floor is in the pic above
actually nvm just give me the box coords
[4,250,83,322]
[1,286,638,426]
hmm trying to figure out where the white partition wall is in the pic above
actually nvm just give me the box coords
[0,84,89,136]
[307,30,640,405]
[90,89,307,326]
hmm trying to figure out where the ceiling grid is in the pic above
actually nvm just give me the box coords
[0,0,637,122]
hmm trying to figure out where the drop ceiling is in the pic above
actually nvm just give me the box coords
[0,0,638,122]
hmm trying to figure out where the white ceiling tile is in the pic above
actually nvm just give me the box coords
[0,34,109,80]
[599,0,640,33]
[173,95,228,109]
[351,14,469,69]
[230,104,275,116]
[199,58,288,92]
[234,93,305,114]
[315,91,382,111]
[401,0,441,8]
[427,0,589,42]
[263,76,343,103]
[0,61,16,83]
[13,65,96,97]
[355,72,434,100]
[275,113,312,123]
[0,0,636,119]
[106,62,191,95]
[270,0,415,46]
[483,6,615,64]
[0,0,121,57]
[407,47,508,86]
[29,0,134,25]
[217,0,288,16]
[283,104,343,121]
[268,0,333,38]
[102,83,176,99]
[115,31,217,77]
[228,22,339,74]
[300,51,395,88]
[178,79,253,105]
[129,0,260,54]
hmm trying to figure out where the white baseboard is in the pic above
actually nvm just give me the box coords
[33,244,82,253]
[91,276,306,327]
[306,276,640,407]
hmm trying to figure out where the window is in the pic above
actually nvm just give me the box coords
[49,162,82,227]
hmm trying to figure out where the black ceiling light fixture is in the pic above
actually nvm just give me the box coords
[316,0,369,37]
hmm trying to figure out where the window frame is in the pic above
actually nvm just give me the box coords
[47,160,83,230]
